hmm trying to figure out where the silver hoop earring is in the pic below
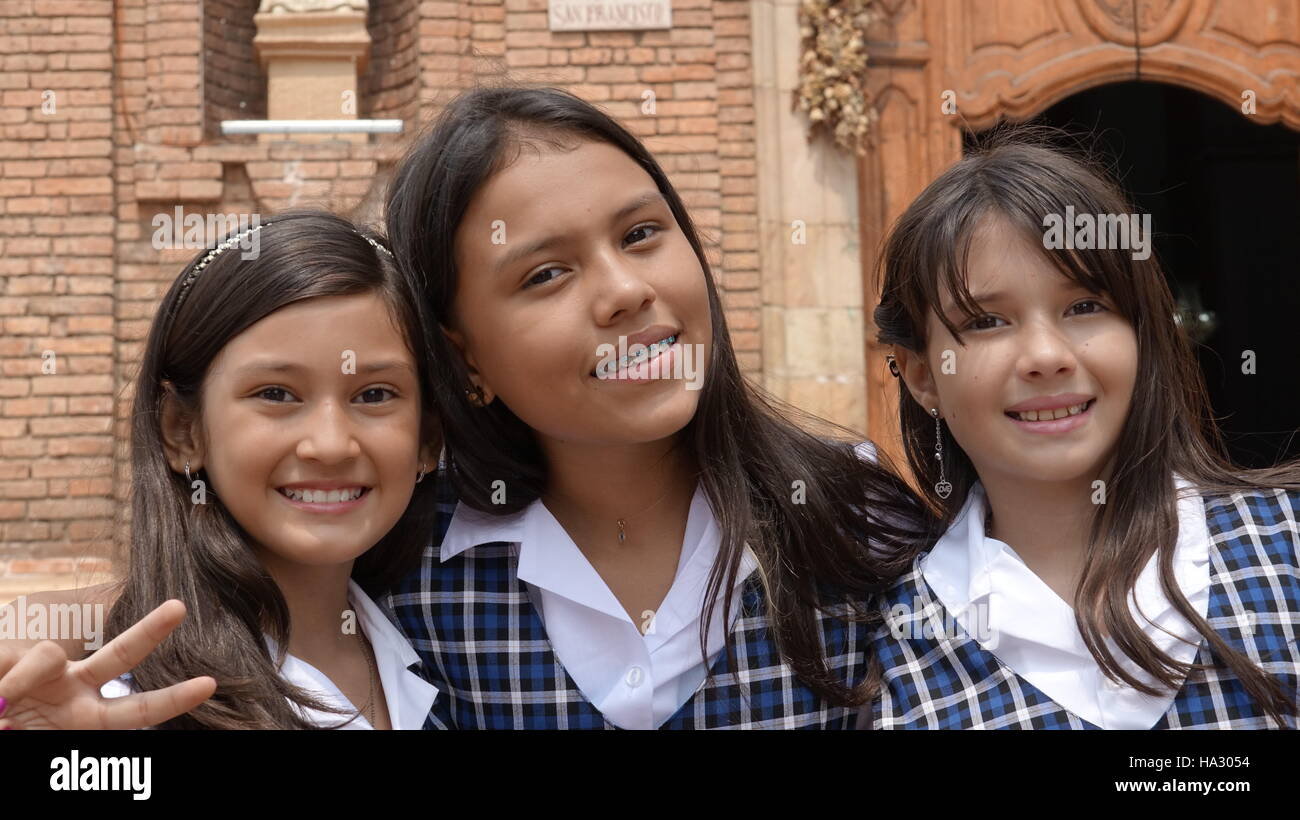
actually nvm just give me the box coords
[184,460,192,483]
[416,463,427,483]
[932,408,952,499]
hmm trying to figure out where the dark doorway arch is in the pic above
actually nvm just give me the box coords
[970,82,1300,468]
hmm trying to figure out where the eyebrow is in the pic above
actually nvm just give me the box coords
[492,190,668,276]
[233,359,415,377]
[944,279,1095,312]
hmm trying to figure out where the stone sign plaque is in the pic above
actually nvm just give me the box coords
[549,0,671,32]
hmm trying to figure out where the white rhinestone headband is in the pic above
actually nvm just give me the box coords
[169,223,396,320]
[171,222,272,318]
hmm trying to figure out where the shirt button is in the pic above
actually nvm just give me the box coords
[625,666,644,688]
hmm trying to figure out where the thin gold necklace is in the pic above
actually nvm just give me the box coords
[616,481,678,545]
[550,479,682,547]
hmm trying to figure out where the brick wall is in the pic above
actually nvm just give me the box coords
[0,0,760,597]
[203,0,267,137]
[0,0,118,598]
[363,0,421,122]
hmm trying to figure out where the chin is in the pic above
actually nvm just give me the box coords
[1003,458,1104,485]
[276,540,374,567]
[631,400,699,441]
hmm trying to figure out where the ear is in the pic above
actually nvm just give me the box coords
[441,324,495,405]
[418,439,438,474]
[891,345,942,417]
[159,381,205,475]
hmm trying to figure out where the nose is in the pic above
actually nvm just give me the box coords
[295,398,362,464]
[590,248,656,325]
[1016,318,1078,380]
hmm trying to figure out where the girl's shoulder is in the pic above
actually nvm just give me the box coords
[1197,484,1300,530]
[1197,485,1300,568]
[1198,482,1300,512]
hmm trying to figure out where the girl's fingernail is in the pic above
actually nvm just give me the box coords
[0,696,7,716]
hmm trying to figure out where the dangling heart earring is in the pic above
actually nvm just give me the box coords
[932,408,952,499]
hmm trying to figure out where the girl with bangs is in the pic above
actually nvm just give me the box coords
[383,84,929,729]
[864,134,1300,729]
[0,211,441,730]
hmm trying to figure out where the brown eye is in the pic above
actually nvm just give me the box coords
[257,386,296,403]
[966,314,1005,331]
[624,224,660,246]
[356,388,395,404]
[524,267,564,289]
[1069,300,1105,316]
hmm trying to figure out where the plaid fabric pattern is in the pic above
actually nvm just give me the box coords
[868,488,1300,729]
[378,491,866,729]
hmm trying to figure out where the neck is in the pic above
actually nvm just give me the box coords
[539,435,699,529]
[977,467,1108,596]
[256,550,357,660]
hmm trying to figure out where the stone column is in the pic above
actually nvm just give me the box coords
[253,0,372,142]
[751,0,869,436]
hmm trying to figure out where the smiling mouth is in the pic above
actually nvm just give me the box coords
[276,487,371,504]
[1005,399,1095,422]
[591,331,682,378]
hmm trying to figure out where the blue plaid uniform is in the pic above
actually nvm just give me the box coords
[867,489,1300,729]
[377,490,868,729]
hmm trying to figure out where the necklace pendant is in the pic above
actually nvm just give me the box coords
[617,518,626,544]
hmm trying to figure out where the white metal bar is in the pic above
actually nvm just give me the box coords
[220,119,404,135]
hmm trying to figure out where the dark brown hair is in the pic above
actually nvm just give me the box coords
[874,129,1300,726]
[105,209,440,729]
[386,83,931,706]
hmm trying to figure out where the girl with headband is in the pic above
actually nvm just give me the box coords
[0,210,441,729]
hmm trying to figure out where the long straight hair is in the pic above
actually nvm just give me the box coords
[386,84,931,706]
[105,210,441,729]
[874,131,1300,726]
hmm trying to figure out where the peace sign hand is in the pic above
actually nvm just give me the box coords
[0,600,216,730]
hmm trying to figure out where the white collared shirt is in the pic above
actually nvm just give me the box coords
[442,482,759,730]
[101,579,439,730]
[919,476,1212,729]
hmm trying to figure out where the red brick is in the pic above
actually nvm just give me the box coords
[0,521,49,540]
[157,161,221,179]
[47,437,114,457]
[32,177,112,196]
[3,397,51,416]
[504,48,549,67]
[0,480,47,499]
[27,497,113,519]
[37,1,113,14]
[68,396,113,414]
[29,375,113,396]
[67,477,114,496]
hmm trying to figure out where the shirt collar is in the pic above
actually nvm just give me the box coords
[441,500,526,562]
[345,579,439,730]
[438,484,759,624]
[265,581,439,730]
[920,475,1212,729]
